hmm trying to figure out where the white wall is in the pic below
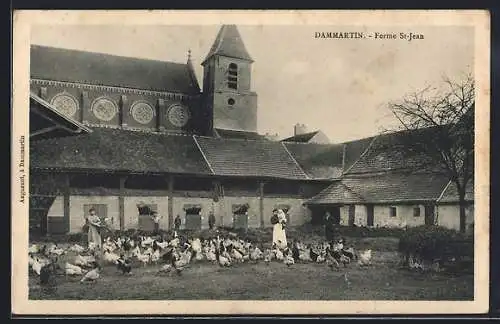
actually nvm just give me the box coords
[69,196,120,233]
[47,196,64,218]
[373,205,426,228]
[437,204,474,231]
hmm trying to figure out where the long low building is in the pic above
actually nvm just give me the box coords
[28,24,474,235]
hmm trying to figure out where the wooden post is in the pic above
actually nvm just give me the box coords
[119,176,127,231]
[168,175,174,229]
[259,181,265,228]
[63,173,70,234]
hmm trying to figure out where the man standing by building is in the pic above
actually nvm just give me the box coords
[151,211,162,235]
[324,211,335,243]
[174,214,182,231]
[208,211,216,230]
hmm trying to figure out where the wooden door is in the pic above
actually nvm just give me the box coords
[233,213,248,229]
[137,204,156,231]
[185,213,202,230]
[366,204,374,227]
[348,205,355,226]
[424,205,435,225]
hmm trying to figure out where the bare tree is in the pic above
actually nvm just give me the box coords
[388,74,474,233]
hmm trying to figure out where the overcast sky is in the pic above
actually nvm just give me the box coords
[31,25,473,143]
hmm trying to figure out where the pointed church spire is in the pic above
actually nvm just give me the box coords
[202,25,254,65]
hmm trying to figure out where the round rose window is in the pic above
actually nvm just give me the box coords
[91,97,118,121]
[131,101,155,125]
[167,104,190,127]
[50,93,79,117]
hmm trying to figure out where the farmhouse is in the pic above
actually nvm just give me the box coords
[29,25,474,235]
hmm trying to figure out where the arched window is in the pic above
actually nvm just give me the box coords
[227,63,238,90]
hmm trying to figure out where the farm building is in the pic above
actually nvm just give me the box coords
[28,25,474,235]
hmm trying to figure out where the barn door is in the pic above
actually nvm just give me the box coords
[184,206,202,230]
[366,204,374,226]
[348,205,355,226]
[232,204,249,229]
[137,203,156,232]
[424,205,435,225]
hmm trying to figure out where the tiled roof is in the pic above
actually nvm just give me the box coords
[282,131,319,143]
[307,171,450,205]
[346,128,437,175]
[283,143,344,179]
[438,179,474,203]
[30,45,200,94]
[202,25,253,64]
[30,128,213,175]
[214,128,266,140]
[194,136,309,180]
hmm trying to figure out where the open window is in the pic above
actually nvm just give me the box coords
[389,206,397,217]
[227,63,238,90]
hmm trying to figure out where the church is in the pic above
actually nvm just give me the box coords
[29,25,474,235]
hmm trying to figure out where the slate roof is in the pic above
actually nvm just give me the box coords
[306,171,450,205]
[30,45,200,94]
[30,128,213,175]
[214,128,266,140]
[438,179,474,203]
[194,136,309,179]
[283,143,344,179]
[202,25,253,64]
[282,131,320,143]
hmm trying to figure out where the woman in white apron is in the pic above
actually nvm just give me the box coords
[272,209,288,249]
[86,208,102,250]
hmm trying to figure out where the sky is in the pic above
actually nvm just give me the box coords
[30,24,474,143]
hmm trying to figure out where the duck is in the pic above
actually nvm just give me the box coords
[65,262,85,276]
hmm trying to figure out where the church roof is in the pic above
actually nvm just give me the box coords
[306,171,450,205]
[202,25,254,64]
[194,136,308,180]
[30,45,200,94]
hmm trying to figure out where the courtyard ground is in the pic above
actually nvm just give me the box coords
[28,234,473,300]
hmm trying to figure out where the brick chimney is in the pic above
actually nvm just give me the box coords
[294,123,308,136]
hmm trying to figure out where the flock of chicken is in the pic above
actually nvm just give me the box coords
[28,231,373,286]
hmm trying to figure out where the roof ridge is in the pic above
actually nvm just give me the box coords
[31,44,189,66]
[280,142,310,180]
[192,135,216,175]
[342,135,378,175]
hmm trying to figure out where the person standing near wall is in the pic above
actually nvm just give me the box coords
[151,211,162,235]
[208,211,216,230]
[86,208,102,250]
[324,211,335,243]
[174,214,182,231]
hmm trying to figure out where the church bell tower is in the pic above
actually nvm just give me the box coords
[201,25,258,134]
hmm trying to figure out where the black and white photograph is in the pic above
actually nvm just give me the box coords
[12,10,490,315]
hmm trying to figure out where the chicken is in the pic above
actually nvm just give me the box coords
[116,256,132,275]
[274,249,284,261]
[69,244,86,254]
[28,244,40,254]
[173,249,193,274]
[80,265,100,283]
[284,254,295,267]
[316,254,326,263]
[136,251,151,267]
[103,249,120,264]
[155,240,170,250]
[309,247,319,262]
[65,262,85,276]
[141,236,154,248]
[263,249,273,264]
[215,246,231,267]
[358,249,372,266]
[48,244,65,256]
[250,247,264,261]
[40,262,58,286]
[231,248,244,263]
[74,254,96,268]
[158,264,173,274]
[31,257,43,276]
[150,249,161,263]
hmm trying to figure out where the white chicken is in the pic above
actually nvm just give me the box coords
[48,244,65,256]
[80,267,100,283]
[74,254,96,268]
[151,249,161,263]
[250,247,264,261]
[141,236,154,248]
[284,254,295,266]
[28,244,40,254]
[358,249,372,266]
[231,248,244,263]
[65,262,86,276]
[136,251,151,266]
[69,244,86,253]
[155,240,170,250]
[31,257,43,276]
[103,249,120,264]
[316,254,326,263]
[274,249,284,261]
